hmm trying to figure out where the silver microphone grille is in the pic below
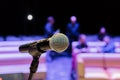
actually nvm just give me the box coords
[49,33,69,53]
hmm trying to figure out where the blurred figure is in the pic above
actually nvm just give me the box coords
[102,36,115,53]
[98,26,107,41]
[66,16,80,54]
[98,36,115,53]
[71,34,88,80]
[44,16,56,38]
[44,16,59,62]
[75,34,88,53]
[66,16,80,42]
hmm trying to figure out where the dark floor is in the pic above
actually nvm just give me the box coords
[46,56,72,80]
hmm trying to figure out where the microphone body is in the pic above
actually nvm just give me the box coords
[19,39,50,56]
[19,33,69,57]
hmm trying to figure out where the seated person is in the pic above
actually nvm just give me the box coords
[98,26,107,41]
[71,34,88,80]
[74,34,88,54]
[98,35,115,53]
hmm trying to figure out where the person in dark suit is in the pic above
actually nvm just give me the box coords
[44,16,56,38]
[66,16,80,42]
[98,26,107,41]
[66,16,80,55]
[75,34,88,53]
[44,16,61,62]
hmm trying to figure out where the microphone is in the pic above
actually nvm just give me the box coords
[19,33,69,57]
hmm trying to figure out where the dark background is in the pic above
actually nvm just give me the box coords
[0,0,120,36]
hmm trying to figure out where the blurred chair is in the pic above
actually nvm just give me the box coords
[104,54,120,80]
[20,35,35,41]
[87,41,105,47]
[112,36,120,42]
[76,53,120,80]
[31,35,44,40]
[114,42,120,53]
[20,35,45,41]
[0,46,19,54]
[0,53,46,80]
[86,35,98,41]
[76,53,109,80]
[5,35,21,41]
[0,36,4,41]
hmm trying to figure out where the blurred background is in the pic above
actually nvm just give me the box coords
[0,0,120,80]
[1,0,120,36]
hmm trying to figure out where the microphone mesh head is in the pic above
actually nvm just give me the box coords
[49,33,69,53]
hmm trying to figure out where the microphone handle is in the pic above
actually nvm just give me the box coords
[19,38,50,57]
[19,41,37,53]
[28,38,50,56]
[28,41,46,57]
